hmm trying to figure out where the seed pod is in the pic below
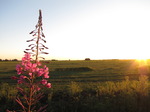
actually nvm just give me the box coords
[29,31,34,34]
[41,39,46,43]
[27,39,33,42]
[31,46,35,49]
[33,34,36,36]
[39,57,45,60]
[41,52,49,54]
[27,40,31,42]
[24,51,28,53]
[28,44,35,47]
[35,24,38,28]
[42,33,45,38]
[32,54,35,57]
[25,49,31,51]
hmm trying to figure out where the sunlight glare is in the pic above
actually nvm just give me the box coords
[136,59,148,65]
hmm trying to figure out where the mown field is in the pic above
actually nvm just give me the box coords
[1,60,150,112]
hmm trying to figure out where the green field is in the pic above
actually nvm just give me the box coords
[1,60,150,112]
[0,60,144,85]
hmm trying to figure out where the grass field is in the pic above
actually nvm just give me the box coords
[1,59,150,112]
[0,60,144,85]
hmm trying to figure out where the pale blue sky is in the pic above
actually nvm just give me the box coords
[1,0,150,60]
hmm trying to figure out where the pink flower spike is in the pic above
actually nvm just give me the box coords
[41,79,47,85]
[45,83,51,88]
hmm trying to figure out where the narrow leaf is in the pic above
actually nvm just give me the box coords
[41,27,43,31]
[42,33,45,38]
[35,24,38,28]
[16,97,26,110]
[37,105,48,112]
[32,54,36,57]
[28,44,35,47]
[41,38,46,43]
[24,51,28,53]
[41,44,48,49]
[33,34,36,36]
[25,49,31,50]
[39,57,45,60]
[31,46,36,49]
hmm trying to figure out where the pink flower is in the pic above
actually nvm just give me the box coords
[37,87,41,91]
[37,61,41,66]
[37,69,44,77]
[44,65,49,72]
[24,53,31,60]
[32,63,37,68]
[20,75,26,79]
[29,73,33,77]
[25,62,32,70]
[43,72,49,78]
[30,63,37,72]
[18,80,23,84]
[45,83,51,88]
[36,67,39,72]
[16,64,23,75]
[11,76,18,80]
[22,57,26,63]
[41,79,47,85]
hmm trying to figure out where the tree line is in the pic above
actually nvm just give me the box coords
[0,59,18,61]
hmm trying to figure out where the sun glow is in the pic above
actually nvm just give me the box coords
[135,58,150,75]
[136,59,148,65]
[135,57,150,66]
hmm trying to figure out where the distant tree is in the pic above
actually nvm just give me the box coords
[51,59,57,61]
[0,59,2,61]
[4,59,9,61]
[12,59,18,61]
[85,58,90,61]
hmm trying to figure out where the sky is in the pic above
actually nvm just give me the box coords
[1,0,150,60]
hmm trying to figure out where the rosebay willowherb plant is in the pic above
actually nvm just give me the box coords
[10,10,51,112]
